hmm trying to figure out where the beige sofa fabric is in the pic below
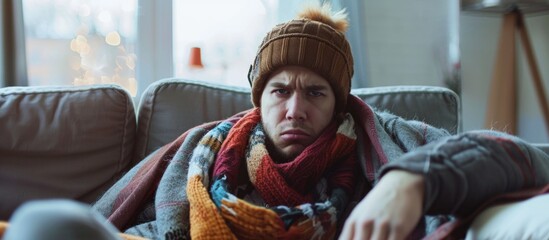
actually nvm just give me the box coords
[0,85,136,220]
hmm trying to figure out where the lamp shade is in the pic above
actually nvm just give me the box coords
[462,0,549,13]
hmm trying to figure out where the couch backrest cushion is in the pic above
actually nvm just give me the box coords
[351,86,460,134]
[134,79,253,160]
[135,78,460,161]
[0,85,136,220]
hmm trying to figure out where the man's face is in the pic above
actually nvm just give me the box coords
[260,66,336,161]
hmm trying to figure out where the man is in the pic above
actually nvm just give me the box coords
[91,6,364,238]
[4,4,549,240]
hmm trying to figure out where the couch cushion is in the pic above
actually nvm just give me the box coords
[351,86,460,134]
[134,79,253,160]
[466,193,549,240]
[135,78,460,160]
[0,84,136,220]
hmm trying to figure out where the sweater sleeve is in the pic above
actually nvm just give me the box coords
[379,130,549,216]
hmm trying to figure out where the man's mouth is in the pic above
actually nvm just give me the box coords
[280,129,310,142]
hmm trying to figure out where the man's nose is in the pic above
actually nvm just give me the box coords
[286,93,307,121]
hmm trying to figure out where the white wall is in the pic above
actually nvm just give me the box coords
[361,0,549,143]
[461,13,549,143]
[362,0,458,88]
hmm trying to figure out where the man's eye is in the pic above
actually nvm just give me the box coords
[309,91,324,97]
[274,89,289,95]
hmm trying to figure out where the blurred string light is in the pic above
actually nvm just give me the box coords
[66,1,137,96]
[22,0,137,96]
[106,32,121,46]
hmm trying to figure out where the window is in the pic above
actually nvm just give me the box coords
[21,0,347,98]
[173,0,325,88]
[22,0,138,96]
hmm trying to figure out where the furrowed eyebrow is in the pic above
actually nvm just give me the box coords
[267,82,288,88]
[266,81,329,91]
[306,85,329,91]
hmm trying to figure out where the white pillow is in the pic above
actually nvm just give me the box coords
[466,193,549,240]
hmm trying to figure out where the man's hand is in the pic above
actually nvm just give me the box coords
[339,170,425,240]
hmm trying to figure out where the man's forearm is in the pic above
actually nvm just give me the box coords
[378,130,549,216]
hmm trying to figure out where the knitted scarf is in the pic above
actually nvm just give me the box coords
[187,108,357,239]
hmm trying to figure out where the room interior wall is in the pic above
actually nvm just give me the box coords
[362,0,457,88]
[461,13,549,143]
[361,0,549,143]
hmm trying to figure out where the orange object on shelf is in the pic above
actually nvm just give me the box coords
[188,47,204,69]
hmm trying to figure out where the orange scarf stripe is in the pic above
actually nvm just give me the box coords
[220,198,284,240]
[187,175,236,240]
[246,143,267,183]
[198,133,223,151]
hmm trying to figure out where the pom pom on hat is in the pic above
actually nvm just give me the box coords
[298,4,349,33]
[248,4,354,112]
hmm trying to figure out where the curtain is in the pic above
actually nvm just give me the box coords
[1,0,27,87]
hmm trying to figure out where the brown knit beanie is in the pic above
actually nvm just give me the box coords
[248,4,354,112]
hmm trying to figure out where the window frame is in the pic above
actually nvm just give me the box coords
[135,0,173,100]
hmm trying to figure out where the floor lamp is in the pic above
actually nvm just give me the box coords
[462,0,549,135]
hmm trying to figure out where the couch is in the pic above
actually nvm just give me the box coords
[1,78,548,238]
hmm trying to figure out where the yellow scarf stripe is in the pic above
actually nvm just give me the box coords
[187,175,236,240]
